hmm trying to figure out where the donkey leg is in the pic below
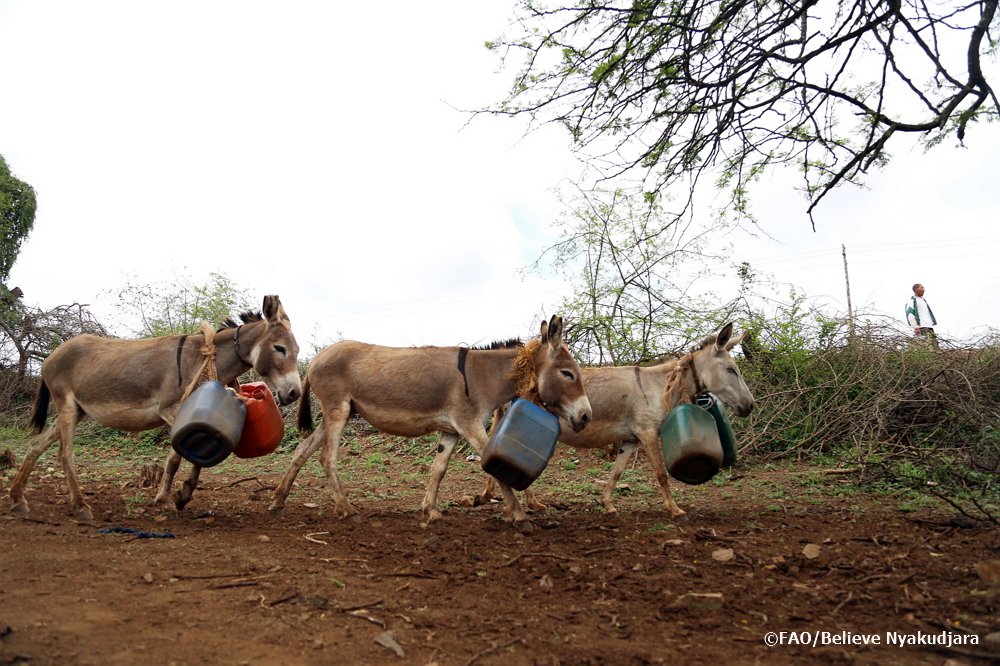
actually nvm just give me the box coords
[464,429,533,532]
[8,425,61,515]
[463,405,507,508]
[461,474,497,508]
[174,464,202,510]
[464,477,545,511]
[153,450,184,512]
[600,443,638,514]
[54,409,91,521]
[640,432,685,518]
[523,487,546,512]
[421,432,460,523]
[313,411,358,519]
[495,481,533,532]
[270,423,325,516]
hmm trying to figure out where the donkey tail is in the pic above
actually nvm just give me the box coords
[30,380,51,433]
[296,376,314,433]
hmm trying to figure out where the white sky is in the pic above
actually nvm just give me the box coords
[2,1,997,354]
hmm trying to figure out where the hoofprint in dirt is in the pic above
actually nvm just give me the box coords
[1,454,997,666]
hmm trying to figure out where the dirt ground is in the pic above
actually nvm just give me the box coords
[1,435,997,666]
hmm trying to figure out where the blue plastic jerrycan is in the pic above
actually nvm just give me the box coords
[482,399,561,491]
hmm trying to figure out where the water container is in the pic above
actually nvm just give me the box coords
[233,382,284,458]
[482,399,561,491]
[695,393,738,468]
[170,380,247,467]
[659,403,723,485]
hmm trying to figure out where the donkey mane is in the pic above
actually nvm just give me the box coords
[472,338,523,351]
[692,332,719,352]
[505,338,543,404]
[660,353,694,413]
[220,310,264,331]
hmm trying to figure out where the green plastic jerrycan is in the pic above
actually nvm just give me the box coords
[659,402,723,485]
[695,392,738,468]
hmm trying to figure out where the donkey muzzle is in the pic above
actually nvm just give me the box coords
[565,397,593,433]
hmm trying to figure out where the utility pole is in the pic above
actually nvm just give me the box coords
[842,244,855,338]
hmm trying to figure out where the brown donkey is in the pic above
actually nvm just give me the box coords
[9,295,301,521]
[270,315,592,531]
[476,322,755,517]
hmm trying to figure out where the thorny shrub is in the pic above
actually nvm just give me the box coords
[736,322,999,525]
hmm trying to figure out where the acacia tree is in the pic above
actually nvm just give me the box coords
[0,155,37,282]
[546,186,748,364]
[110,271,253,337]
[485,0,999,227]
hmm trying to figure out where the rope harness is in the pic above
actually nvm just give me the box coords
[662,352,704,413]
[179,322,243,402]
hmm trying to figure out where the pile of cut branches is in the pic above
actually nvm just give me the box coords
[736,328,999,523]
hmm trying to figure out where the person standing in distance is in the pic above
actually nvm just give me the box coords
[905,283,939,348]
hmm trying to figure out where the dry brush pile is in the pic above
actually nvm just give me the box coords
[735,327,999,523]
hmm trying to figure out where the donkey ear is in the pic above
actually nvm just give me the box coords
[715,322,734,350]
[546,315,564,350]
[725,330,746,351]
[262,295,283,324]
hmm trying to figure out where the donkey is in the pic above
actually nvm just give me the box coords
[9,295,301,521]
[474,322,754,517]
[269,315,592,532]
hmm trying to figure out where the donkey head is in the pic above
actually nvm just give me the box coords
[690,322,755,417]
[244,295,302,406]
[534,315,592,432]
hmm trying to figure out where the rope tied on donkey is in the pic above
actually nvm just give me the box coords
[179,322,224,403]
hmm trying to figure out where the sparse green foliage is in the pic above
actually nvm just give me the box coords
[109,271,253,337]
[545,186,741,364]
[486,0,1000,226]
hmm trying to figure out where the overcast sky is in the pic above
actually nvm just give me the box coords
[2,1,997,353]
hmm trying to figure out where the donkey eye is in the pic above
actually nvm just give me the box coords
[561,370,575,381]
[727,367,738,375]
[274,345,286,355]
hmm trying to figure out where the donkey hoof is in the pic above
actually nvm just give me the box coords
[10,501,29,516]
[513,518,535,534]
[335,504,360,521]
[268,504,285,518]
[75,506,94,522]
[425,509,445,524]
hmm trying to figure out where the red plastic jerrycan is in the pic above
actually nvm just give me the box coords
[233,382,285,458]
